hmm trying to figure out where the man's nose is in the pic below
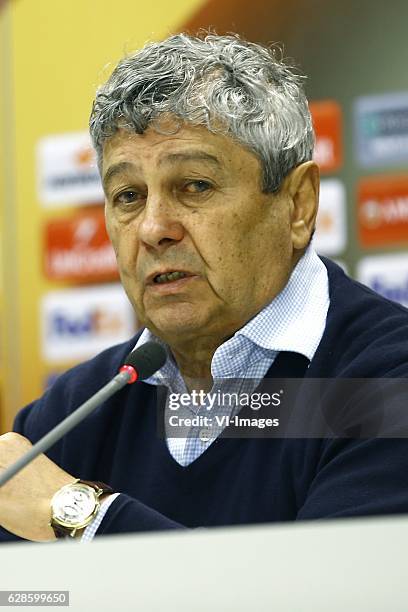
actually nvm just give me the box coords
[137,193,184,251]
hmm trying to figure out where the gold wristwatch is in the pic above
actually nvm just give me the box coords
[50,479,113,539]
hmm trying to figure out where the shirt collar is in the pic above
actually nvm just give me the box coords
[235,245,329,360]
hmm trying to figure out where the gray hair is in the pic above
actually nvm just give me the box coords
[90,32,314,192]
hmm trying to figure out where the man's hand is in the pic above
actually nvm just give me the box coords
[0,433,76,541]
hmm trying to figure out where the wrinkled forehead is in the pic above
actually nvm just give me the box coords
[101,121,263,184]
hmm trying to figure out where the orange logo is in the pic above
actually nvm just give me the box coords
[44,209,119,282]
[358,175,408,247]
[310,100,343,174]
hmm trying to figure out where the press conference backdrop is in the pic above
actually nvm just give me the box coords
[1,0,407,431]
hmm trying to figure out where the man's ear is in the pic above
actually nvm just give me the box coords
[284,161,320,251]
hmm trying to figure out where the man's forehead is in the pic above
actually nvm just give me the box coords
[101,125,245,184]
[103,124,230,155]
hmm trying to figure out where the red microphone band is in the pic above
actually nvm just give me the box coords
[119,365,139,384]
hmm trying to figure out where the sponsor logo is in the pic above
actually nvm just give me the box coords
[41,285,136,362]
[44,209,119,281]
[314,179,347,256]
[356,254,408,307]
[310,100,343,173]
[37,132,104,206]
[360,197,408,227]
[354,92,408,167]
[358,175,408,247]
[50,309,124,337]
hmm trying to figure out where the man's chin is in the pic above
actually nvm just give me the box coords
[144,310,208,343]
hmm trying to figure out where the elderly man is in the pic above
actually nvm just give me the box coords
[1,33,408,543]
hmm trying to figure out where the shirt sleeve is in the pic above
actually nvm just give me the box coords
[81,493,121,542]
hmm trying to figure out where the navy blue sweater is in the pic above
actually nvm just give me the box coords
[1,258,408,542]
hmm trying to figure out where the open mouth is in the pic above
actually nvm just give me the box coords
[153,271,189,284]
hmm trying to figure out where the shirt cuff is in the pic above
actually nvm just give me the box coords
[81,493,121,542]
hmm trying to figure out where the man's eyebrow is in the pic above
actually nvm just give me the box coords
[102,152,222,190]
[157,151,222,168]
[102,161,138,191]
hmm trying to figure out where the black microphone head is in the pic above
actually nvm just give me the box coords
[123,342,167,380]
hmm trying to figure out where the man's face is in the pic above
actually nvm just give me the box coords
[102,122,299,347]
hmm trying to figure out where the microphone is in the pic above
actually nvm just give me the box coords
[119,341,167,382]
[0,341,166,488]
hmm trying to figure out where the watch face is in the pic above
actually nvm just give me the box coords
[52,483,97,527]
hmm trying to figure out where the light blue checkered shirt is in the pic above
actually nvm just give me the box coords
[82,245,329,541]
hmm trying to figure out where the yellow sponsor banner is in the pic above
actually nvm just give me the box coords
[1,0,204,429]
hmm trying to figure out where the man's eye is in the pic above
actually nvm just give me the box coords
[183,180,212,194]
[114,191,142,205]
